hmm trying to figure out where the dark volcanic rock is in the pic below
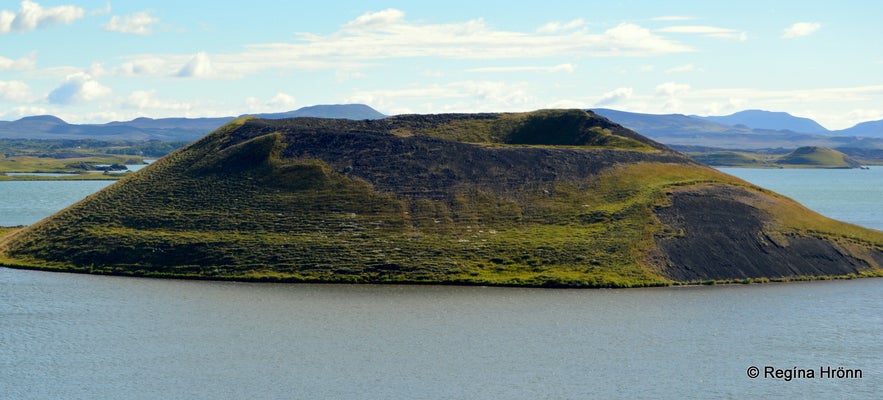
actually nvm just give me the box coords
[654,186,876,281]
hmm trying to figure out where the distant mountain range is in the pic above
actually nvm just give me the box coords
[0,104,387,142]
[2,104,882,151]
[592,108,883,150]
[693,110,830,134]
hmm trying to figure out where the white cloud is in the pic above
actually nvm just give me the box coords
[666,63,703,73]
[657,25,747,41]
[344,80,537,113]
[107,10,693,81]
[11,105,47,117]
[266,92,297,109]
[47,72,111,105]
[241,11,692,64]
[246,92,298,112]
[595,87,633,106]
[342,8,405,33]
[0,0,84,34]
[123,90,192,112]
[537,18,585,33]
[117,57,168,76]
[103,10,158,35]
[783,22,821,39]
[655,82,691,112]
[467,64,575,73]
[0,80,33,102]
[0,51,36,71]
[176,52,224,79]
[656,82,691,97]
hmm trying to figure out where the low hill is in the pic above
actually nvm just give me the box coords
[2,109,881,287]
[249,104,387,120]
[686,147,864,168]
[776,146,864,168]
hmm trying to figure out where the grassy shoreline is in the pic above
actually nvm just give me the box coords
[1,258,880,289]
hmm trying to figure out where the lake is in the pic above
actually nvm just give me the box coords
[1,167,881,399]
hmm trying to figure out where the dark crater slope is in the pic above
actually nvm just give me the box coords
[2,109,881,287]
[654,186,881,281]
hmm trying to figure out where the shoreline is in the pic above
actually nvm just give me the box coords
[1,261,880,289]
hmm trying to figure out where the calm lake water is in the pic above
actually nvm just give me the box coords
[0,180,114,226]
[1,167,881,399]
[719,167,883,231]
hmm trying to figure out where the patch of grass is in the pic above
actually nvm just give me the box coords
[0,155,142,173]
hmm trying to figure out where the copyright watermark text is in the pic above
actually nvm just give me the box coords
[747,365,863,381]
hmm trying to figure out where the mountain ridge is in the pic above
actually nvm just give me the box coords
[0,104,387,141]
[4,105,882,146]
[592,108,883,150]
[2,109,881,287]
[694,109,830,134]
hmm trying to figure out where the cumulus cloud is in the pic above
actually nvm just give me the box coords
[655,82,691,112]
[246,92,298,112]
[123,90,192,112]
[656,82,691,97]
[103,10,158,35]
[0,80,33,102]
[177,52,217,78]
[783,22,821,39]
[0,51,36,71]
[47,73,111,105]
[117,57,168,76]
[236,10,692,67]
[595,87,633,106]
[342,8,405,33]
[11,105,47,117]
[266,92,297,109]
[107,9,694,81]
[0,0,84,34]
[537,18,585,33]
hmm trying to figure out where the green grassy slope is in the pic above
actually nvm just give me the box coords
[776,146,863,168]
[2,111,881,287]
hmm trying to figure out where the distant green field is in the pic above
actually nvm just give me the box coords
[0,138,185,180]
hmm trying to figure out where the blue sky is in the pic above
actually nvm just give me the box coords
[1,0,881,129]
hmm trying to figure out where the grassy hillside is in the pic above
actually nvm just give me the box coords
[2,110,881,287]
[776,146,863,168]
[687,146,865,168]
